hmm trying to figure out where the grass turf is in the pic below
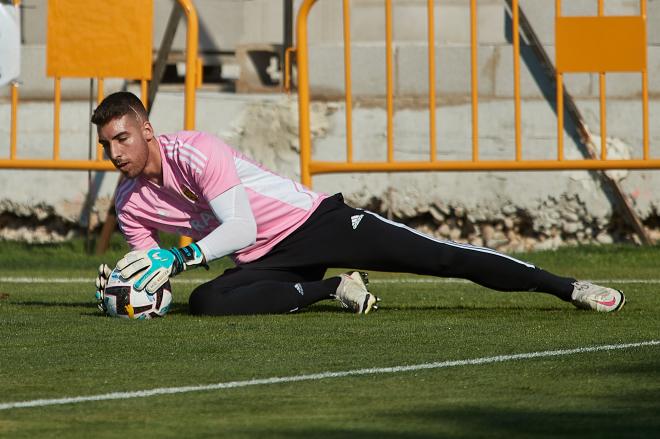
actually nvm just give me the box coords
[0,240,658,438]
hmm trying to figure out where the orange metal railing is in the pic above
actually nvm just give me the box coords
[9,0,20,161]
[0,0,199,171]
[295,0,658,188]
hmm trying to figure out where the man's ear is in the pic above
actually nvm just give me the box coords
[142,120,154,141]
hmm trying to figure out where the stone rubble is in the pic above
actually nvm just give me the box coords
[350,193,658,253]
[0,195,658,249]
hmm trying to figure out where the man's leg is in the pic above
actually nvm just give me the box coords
[188,265,342,316]
[356,210,575,299]
[250,194,575,301]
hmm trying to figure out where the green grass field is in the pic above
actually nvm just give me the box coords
[1,239,659,438]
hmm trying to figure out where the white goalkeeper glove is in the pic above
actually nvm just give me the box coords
[95,263,112,312]
[116,243,208,294]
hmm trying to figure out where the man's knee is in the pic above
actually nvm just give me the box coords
[189,283,215,315]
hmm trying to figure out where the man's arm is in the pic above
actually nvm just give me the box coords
[197,184,257,261]
[116,185,257,293]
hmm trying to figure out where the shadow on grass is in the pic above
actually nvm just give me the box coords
[8,301,565,315]
[4,299,598,317]
[271,405,659,439]
[168,302,190,315]
[303,303,567,313]
[262,355,660,439]
[257,430,440,439]
[10,300,92,308]
[8,300,191,317]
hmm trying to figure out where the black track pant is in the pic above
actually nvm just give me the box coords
[189,194,576,316]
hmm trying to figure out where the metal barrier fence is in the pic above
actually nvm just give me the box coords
[0,0,199,171]
[294,0,658,189]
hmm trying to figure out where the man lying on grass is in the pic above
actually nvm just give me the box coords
[92,92,624,316]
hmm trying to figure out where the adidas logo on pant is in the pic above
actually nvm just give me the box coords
[351,214,364,230]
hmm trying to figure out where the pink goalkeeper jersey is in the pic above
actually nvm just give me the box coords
[115,131,327,264]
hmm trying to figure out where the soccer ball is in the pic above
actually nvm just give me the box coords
[102,268,172,319]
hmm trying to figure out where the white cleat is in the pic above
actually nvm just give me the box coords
[334,271,380,314]
[571,281,625,312]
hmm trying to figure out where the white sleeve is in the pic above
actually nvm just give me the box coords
[196,184,257,262]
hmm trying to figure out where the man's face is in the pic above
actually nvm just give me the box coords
[98,114,151,179]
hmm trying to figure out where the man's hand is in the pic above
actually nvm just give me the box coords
[117,244,208,294]
[117,248,175,294]
[95,263,112,312]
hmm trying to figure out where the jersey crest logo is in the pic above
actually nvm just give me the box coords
[351,214,364,230]
[182,186,198,202]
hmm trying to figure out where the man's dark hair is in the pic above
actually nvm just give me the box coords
[91,91,148,126]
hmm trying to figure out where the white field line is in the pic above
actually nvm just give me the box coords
[0,340,658,411]
[2,277,660,285]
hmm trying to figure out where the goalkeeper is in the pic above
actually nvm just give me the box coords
[93,92,625,316]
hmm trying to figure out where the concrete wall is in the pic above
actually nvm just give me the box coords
[1,0,660,247]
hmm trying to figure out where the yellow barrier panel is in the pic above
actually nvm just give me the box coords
[10,83,17,160]
[555,0,649,163]
[556,17,646,73]
[470,0,478,162]
[342,0,353,163]
[9,0,20,160]
[512,0,521,161]
[385,0,394,163]
[46,0,153,79]
[296,0,658,189]
[0,0,199,171]
[96,79,105,160]
[427,0,436,162]
[181,0,199,130]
